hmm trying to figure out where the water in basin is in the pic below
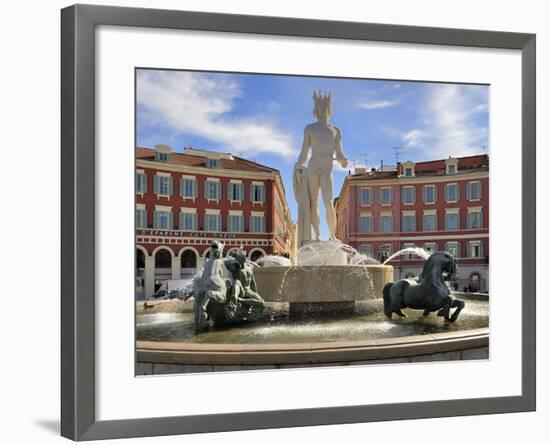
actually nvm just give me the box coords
[136,298,488,344]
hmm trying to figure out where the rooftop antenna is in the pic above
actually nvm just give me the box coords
[392,146,402,165]
[360,153,369,168]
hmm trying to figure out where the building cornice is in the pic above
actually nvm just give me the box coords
[137,159,277,181]
[351,232,489,242]
[346,170,489,187]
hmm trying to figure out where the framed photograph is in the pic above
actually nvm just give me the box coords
[61,4,536,441]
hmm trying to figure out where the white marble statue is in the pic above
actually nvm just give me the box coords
[293,91,349,245]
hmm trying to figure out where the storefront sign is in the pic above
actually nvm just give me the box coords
[139,229,237,238]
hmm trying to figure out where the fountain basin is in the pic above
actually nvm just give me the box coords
[254,264,394,303]
[136,297,489,374]
[137,328,489,372]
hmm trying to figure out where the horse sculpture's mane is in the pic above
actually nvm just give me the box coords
[419,253,448,291]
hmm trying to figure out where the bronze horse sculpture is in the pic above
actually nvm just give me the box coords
[383,252,465,322]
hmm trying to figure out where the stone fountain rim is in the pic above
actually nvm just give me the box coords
[136,327,489,366]
[257,264,393,269]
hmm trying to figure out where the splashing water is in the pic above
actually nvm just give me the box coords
[382,247,432,265]
[255,255,292,267]
[295,240,380,267]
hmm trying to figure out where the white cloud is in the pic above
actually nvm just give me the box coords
[399,84,488,158]
[358,99,398,110]
[137,70,296,157]
[402,129,425,148]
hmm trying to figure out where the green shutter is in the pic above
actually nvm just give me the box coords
[412,187,416,204]
[167,212,173,230]
[154,176,160,194]
[168,177,173,196]
[153,211,159,229]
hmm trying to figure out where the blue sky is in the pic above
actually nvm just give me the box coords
[136,69,489,239]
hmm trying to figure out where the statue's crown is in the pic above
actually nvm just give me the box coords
[312,90,332,105]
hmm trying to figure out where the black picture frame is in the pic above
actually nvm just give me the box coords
[61,4,536,441]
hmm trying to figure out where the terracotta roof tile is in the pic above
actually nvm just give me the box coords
[350,154,488,180]
[136,147,278,173]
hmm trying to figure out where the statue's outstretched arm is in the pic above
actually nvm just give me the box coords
[296,127,310,167]
[334,127,349,168]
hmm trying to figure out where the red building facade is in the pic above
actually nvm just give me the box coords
[136,145,295,298]
[335,155,489,291]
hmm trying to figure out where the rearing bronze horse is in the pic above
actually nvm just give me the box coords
[383,252,465,322]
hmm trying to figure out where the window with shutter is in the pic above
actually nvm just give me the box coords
[468,241,482,257]
[229,183,243,201]
[445,184,458,202]
[251,184,265,202]
[402,214,416,232]
[467,211,483,229]
[445,242,460,258]
[228,215,244,232]
[380,215,393,233]
[205,181,221,200]
[181,179,197,198]
[445,212,460,230]
[204,214,221,231]
[250,215,266,232]
[359,216,372,233]
[380,188,392,205]
[424,185,436,203]
[468,182,482,200]
[136,173,147,193]
[360,188,372,205]
[180,212,197,231]
[136,209,147,228]
[153,210,172,229]
[155,176,172,196]
[423,214,437,231]
[402,186,415,204]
